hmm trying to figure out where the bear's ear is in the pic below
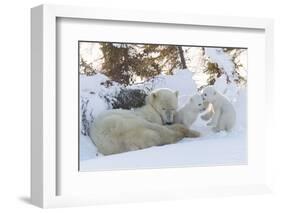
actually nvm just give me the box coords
[152,92,157,99]
[174,91,179,97]
[146,92,157,104]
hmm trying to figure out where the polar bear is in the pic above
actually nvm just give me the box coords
[175,94,207,128]
[89,88,200,155]
[201,86,236,132]
[200,101,214,121]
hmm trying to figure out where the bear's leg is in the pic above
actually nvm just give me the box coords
[212,126,221,132]
[201,110,213,121]
[121,126,164,151]
[212,119,222,132]
[167,123,200,138]
[201,103,214,121]
[224,120,234,132]
[132,129,161,149]
[213,113,227,132]
[207,108,221,126]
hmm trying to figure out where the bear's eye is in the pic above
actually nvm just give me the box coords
[204,94,207,96]
[198,104,202,106]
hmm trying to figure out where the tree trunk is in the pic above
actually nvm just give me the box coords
[177,46,187,69]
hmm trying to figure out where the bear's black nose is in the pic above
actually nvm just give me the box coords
[166,122,172,125]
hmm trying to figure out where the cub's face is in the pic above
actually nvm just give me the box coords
[190,94,206,112]
[201,86,217,102]
[148,89,178,125]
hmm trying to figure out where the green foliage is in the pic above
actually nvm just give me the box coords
[99,43,187,85]
[203,62,223,85]
[100,43,131,85]
[111,88,147,109]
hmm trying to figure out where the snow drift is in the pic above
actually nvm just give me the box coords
[79,68,247,171]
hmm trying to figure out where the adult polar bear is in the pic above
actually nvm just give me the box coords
[89,88,200,155]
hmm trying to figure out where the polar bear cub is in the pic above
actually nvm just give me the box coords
[175,94,206,128]
[201,86,236,132]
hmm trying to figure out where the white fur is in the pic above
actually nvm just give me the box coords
[89,88,200,155]
[175,94,206,128]
[201,86,236,132]
[200,102,214,121]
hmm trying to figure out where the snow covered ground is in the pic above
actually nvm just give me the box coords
[80,119,247,171]
[79,68,247,171]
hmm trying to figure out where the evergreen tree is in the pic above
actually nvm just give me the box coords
[223,48,247,85]
[100,43,190,84]
[100,43,131,85]
[203,47,247,86]
[80,58,96,76]
[177,46,187,69]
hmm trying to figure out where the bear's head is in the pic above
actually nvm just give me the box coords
[147,88,179,125]
[189,94,206,112]
[201,86,217,102]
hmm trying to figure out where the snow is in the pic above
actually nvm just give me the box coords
[81,118,247,171]
[153,69,197,96]
[204,48,235,78]
[79,42,104,71]
[81,140,246,171]
[183,47,209,86]
[79,66,247,171]
[80,73,122,135]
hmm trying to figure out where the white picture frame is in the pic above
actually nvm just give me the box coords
[31,4,274,208]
